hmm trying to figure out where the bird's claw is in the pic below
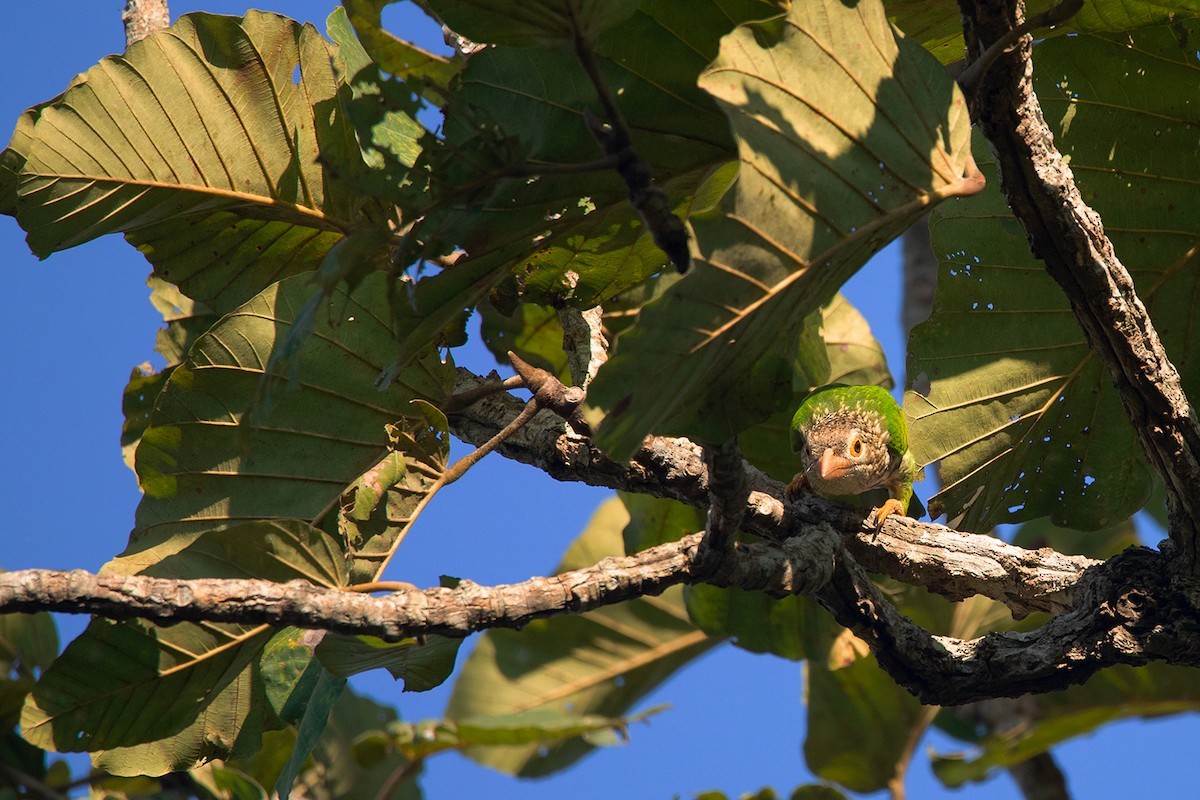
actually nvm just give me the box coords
[866,498,906,530]
[785,472,809,502]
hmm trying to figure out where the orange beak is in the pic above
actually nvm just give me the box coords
[817,447,852,480]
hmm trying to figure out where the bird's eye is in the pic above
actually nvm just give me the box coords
[849,437,863,457]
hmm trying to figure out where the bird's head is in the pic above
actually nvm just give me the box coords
[796,409,892,495]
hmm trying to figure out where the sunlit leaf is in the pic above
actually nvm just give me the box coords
[389,706,664,760]
[907,23,1200,531]
[119,270,453,573]
[228,686,421,800]
[430,1,773,307]
[340,1,459,97]
[424,0,644,47]
[887,0,1200,65]
[5,12,392,314]
[591,0,981,461]
[317,634,462,691]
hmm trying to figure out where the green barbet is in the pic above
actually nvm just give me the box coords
[787,384,924,527]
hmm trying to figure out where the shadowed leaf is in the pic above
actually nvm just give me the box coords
[4,11,395,314]
[590,0,981,461]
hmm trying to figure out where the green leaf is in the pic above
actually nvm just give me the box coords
[338,404,451,585]
[272,667,346,799]
[620,492,705,552]
[479,302,572,382]
[21,521,346,773]
[429,1,771,306]
[203,767,270,800]
[316,634,463,691]
[932,662,1200,788]
[1011,516,1140,560]
[0,611,58,727]
[389,707,665,760]
[425,0,644,47]
[907,22,1200,531]
[119,270,453,574]
[590,0,981,461]
[229,687,421,800]
[686,585,807,660]
[887,0,1200,65]
[6,11,387,314]
[21,618,274,764]
[340,1,459,97]
[803,585,1013,794]
[804,632,924,793]
[445,496,717,776]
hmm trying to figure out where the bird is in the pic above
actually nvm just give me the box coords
[786,383,924,528]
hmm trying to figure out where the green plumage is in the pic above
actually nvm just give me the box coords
[788,383,923,525]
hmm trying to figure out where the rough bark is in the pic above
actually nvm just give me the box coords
[122,0,169,47]
[957,0,1200,569]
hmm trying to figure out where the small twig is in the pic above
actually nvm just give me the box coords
[956,0,1083,97]
[508,351,592,435]
[441,398,541,487]
[443,374,524,414]
[499,154,623,178]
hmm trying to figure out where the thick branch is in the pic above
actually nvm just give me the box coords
[958,0,1200,568]
[818,545,1200,705]
[0,528,839,640]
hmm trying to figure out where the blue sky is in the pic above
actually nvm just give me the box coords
[0,2,1195,798]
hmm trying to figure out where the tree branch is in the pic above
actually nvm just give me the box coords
[447,366,1094,618]
[0,527,840,640]
[957,0,1200,568]
[817,545,1200,705]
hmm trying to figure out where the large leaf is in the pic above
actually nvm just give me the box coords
[590,0,981,461]
[341,1,459,98]
[428,1,774,303]
[425,0,644,47]
[316,633,462,691]
[386,707,664,760]
[5,11,392,314]
[906,22,1200,531]
[227,686,421,800]
[21,521,346,774]
[886,0,1200,65]
[122,270,453,572]
[444,496,718,776]
[0,611,58,728]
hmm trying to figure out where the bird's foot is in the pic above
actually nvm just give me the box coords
[785,473,809,502]
[866,498,906,530]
